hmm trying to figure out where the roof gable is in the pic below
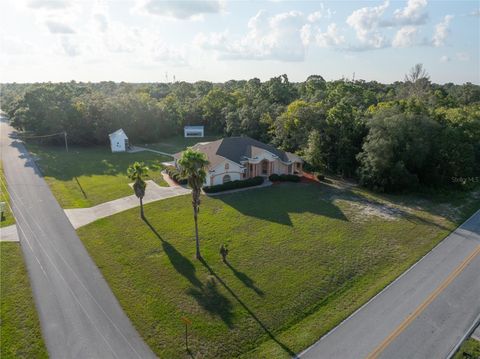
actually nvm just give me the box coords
[109,129,127,139]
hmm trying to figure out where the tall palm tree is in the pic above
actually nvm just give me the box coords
[178,148,209,260]
[127,161,148,219]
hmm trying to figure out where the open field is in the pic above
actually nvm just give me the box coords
[0,243,48,358]
[146,135,222,154]
[27,144,171,208]
[77,180,480,358]
[0,161,15,227]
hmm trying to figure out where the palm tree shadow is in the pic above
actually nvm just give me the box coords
[187,278,234,329]
[143,217,202,288]
[200,258,296,357]
[143,217,235,328]
[225,262,264,297]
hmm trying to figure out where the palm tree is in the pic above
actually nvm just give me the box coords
[178,148,209,260]
[127,162,148,219]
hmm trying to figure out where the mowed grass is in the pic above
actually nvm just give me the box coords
[0,161,15,227]
[77,181,480,358]
[147,135,222,154]
[28,144,172,208]
[453,338,480,359]
[0,243,48,358]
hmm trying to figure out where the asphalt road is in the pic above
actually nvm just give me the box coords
[0,119,156,358]
[300,207,480,359]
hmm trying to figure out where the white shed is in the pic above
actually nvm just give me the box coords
[184,126,204,138]
[109,129,129,152]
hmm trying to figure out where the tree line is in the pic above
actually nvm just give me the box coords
[1,64,479,192]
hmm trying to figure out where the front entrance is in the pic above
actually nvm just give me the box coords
[261,160,269,176]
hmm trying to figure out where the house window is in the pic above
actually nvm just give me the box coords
[223,175,231,183]
[225,163,229,170]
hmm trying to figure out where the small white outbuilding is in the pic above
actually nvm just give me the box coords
[109,129,129,152]
[184,126,204,138]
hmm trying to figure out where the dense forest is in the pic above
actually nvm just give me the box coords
[1,64,479,192]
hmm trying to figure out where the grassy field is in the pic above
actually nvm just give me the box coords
[77,180,480,358]
[0,161,15,228]
[0,243,48,358]
[28,144,172,208]
[146,135,222,154]
[453,338,480,359]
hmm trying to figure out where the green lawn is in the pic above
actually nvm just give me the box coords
[77,180,480,358]
[0,161,15,228]
[453,338,480,359]
[0,243,48,358]
[146,135,222,154]
[27,144,171,208]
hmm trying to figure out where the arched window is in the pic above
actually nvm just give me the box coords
[222,175,231,183]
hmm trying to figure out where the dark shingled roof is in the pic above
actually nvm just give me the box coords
[174,136,302,169]
[217,136,290,163]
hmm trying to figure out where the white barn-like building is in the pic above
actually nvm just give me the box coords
[184,126,204,138]
[109,129,129,152]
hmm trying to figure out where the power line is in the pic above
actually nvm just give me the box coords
[17,131,65,139]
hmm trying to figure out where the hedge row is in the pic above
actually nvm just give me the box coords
[203,176,264,193]
[268,173,301,182]
[166,166,188,185]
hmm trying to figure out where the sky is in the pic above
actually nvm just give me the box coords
[1,0,479,84]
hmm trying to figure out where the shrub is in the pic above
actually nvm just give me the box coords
[166,166,187,185]
[203,176,264,193]
[269,173,300,182]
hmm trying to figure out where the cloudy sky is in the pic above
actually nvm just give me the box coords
[1,0,479,84]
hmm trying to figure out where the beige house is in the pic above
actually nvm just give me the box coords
[174,136,303,186]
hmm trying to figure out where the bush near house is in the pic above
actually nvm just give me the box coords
[165,166,188,185]
[269,174,301,182]
[203,176,264,193]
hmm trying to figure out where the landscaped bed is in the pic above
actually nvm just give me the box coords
[76,181,479,358]
[27,144,171,208]
[0,243,48,358]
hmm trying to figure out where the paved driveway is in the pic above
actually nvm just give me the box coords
[1,119,157,358]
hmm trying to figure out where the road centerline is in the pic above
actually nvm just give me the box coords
[366,244,480,359]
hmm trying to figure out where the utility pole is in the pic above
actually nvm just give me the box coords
[64,131,69,152]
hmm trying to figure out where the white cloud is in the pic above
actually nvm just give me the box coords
[195,10,310,61]
[135,0,224,20]
[315,23,345,48]
[393,0,428,25]
[392,26,418,47]
[26,0,71,10]
[432,15,453,47]
[307,4,334,22]
[45,20,75,33]
[440,55,450,63]
[60,35,79,56]
[346,1,389,49]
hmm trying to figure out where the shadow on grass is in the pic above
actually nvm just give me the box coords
[143,217,235,328]
[14,138,170,182]
[200,258,297,357]
[217,183,348,226]
[226,261,264,297]
[143,217,203,288]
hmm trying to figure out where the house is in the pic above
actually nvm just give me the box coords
[108,129,129,152]
[174,136,303,186]
[184,126,204,138]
